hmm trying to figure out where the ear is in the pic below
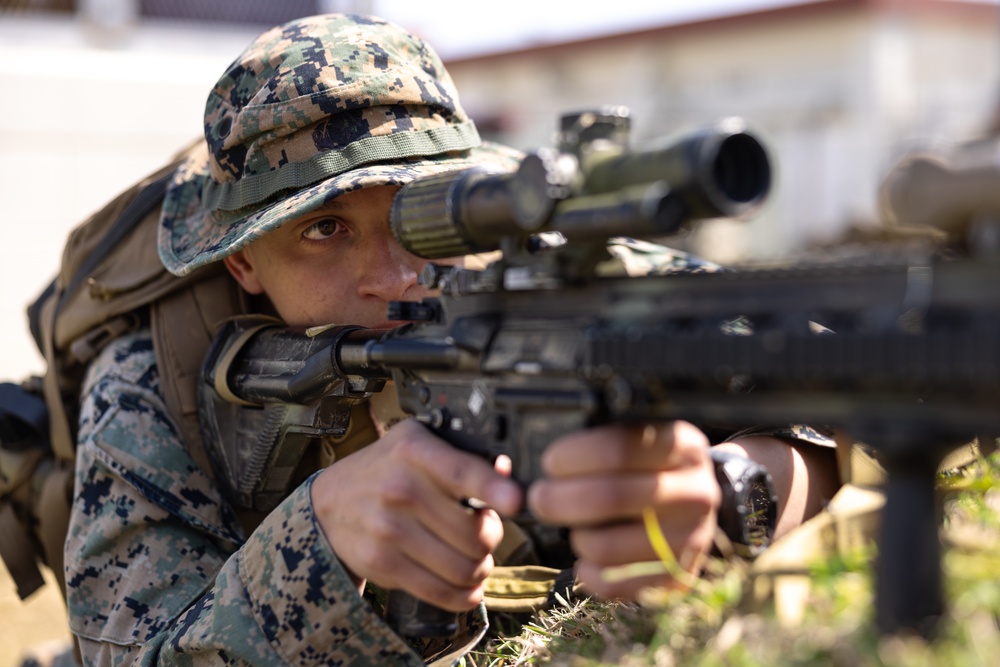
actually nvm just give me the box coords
[223,249,265,295]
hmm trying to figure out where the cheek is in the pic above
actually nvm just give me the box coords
[268,273,362,327]
[243,237,374,327]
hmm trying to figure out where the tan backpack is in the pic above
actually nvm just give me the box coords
[0,144,248,602]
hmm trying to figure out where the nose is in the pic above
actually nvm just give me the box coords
[356,231,423,302]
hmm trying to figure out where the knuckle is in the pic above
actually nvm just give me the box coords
[670,420,710,451]
[593,481,629,512]
[356,541,396,577]
[453,555,492,588]
[370,514,404,545]
[420,580,478,612]
[391,426,429,463]
[468,534,494,561]
[693,467,722,512]
[379,470,422,508]
[601,431,632,469]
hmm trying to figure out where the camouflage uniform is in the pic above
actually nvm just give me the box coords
[65,330,481,665]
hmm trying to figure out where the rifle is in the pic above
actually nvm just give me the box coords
[880,134,1000,256]
[198,108,998,641]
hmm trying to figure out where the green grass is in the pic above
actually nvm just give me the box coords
[462,453,1000,666]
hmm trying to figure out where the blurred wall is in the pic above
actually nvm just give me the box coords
[0,14,261,382]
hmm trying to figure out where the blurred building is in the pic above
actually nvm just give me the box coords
[445,0,1000,263]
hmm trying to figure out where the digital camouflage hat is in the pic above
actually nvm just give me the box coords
[158,13,522,276]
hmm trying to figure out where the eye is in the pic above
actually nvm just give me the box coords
[302,218,342,241]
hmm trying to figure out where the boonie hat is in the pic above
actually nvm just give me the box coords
[158,13,522,276]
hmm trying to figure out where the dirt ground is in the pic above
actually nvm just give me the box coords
[0,563,73,667]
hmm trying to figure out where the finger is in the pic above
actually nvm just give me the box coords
[529,466,716,526]
[416,500,506,562]
[392,421,523,515]
[374,449,508,560]
[541,421,709,478]
[402,528,497,593]
[357,500,497,594]
[375,548,490,612]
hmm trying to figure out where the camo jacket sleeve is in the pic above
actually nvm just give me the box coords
[65,328,484,666]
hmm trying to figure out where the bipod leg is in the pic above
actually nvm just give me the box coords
[872,439,944,637]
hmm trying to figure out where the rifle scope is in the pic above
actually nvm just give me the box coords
[390,111,771,259]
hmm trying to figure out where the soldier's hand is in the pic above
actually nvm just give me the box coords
[527,420,719,599]
[310,419,522,611]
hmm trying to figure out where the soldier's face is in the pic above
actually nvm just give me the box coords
[223,185,449,328]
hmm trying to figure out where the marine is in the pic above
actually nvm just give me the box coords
[55,13,838,665]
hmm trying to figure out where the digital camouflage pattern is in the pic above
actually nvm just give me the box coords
[63,241,835,665]
[158,13,521,277]
[65,329,486,665]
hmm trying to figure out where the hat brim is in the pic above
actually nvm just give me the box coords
[158,141,523,276]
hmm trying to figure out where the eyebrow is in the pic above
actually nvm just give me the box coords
[317,198,349,212]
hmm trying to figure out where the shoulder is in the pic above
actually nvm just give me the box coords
[79,328,166,438]
[75,326,244,543]
[83,327,160,397]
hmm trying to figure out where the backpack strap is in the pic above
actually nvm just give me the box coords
[38,293,75,464]
[37,465,74,597]
[0,504,45,599]
[30,168,176,465]
[150,273,250,481]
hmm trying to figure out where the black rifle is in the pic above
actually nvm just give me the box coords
[199,108,995,640]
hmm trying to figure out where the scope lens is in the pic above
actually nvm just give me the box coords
[712,134,770,204]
